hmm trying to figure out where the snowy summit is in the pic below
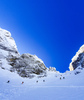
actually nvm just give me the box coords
[0,28,84,100]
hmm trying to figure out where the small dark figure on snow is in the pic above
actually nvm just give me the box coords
[21,81,24,84]
[36,80,38,83]
[63,77,65,79]
[43,80,45,82]
[60,77,61,80]
[7,80,10,83]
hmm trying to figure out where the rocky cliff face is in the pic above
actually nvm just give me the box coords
[7,53,47,78]
[69,45,84,71]
[0,28,47,78]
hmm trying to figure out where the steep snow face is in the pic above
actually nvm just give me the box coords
[69,45,84,71]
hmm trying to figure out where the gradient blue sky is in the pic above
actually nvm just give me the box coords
[0,0,84,72]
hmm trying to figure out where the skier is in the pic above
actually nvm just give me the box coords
[7,80,10,83]
[21,81,24,84]
[43,80,45,82]
[63,77,65,79]
[36,80,38,83]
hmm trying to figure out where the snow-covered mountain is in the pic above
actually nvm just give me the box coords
[0,28,48,77]
[0,27,84,77]
[0,28,84,100]
[0,28,19,70]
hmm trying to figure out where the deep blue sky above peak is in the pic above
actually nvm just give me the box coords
[0,0,84,72]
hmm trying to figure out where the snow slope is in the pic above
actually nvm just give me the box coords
[0,67,84,100]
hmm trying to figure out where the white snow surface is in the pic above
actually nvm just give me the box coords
[0,28,17,51]
[0,67,84,100]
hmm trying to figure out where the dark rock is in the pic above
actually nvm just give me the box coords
[72,53,84,70]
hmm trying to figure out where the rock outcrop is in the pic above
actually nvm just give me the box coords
[7,53,47,77]
[2,28,83,78]
[0,28,47,78]
[69,45,84,71]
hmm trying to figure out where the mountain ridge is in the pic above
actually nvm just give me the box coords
[0,28,57,78]
[0,28,84,78]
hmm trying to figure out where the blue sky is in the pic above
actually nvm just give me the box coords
[0,0,84,72]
